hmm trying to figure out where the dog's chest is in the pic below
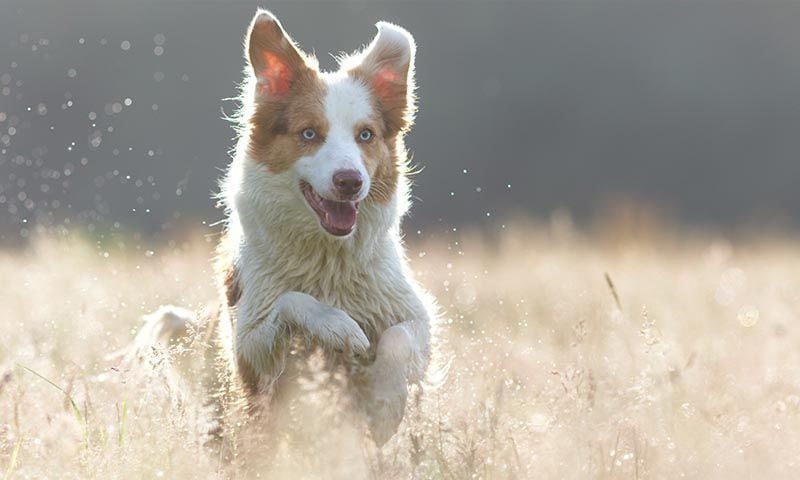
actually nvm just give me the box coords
[245,245,414,338]
[298,260,407,338]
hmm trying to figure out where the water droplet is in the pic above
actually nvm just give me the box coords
[621,452,633,461]
[736,416,749,432]
[88,130,102,149]
[737,306,759,327]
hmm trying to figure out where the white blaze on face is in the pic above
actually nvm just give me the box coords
[293,75,373,201]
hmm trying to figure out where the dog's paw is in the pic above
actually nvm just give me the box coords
[276,292,370,355]
[312,304,371,356]
[365,365,408,446]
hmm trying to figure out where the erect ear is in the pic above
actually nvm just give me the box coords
[348,22,416,135]
[246,10,314,98]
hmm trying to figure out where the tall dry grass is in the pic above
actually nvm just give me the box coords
[1,223,800,479]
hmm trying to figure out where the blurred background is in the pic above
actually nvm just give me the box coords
[1,0,800,245]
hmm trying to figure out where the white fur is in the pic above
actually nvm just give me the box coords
[295,75,374,202]
[340,21,417,74]
[374,21,416,57]
[226,140,432,381]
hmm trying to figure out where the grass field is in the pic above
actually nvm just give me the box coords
[2,222,800,479]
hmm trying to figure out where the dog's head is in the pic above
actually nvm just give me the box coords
[240,10,416,238]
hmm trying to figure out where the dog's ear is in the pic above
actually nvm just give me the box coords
[246,10,314,98]
[348,22,417,135]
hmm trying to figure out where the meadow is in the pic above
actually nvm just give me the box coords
[2,221,800,479]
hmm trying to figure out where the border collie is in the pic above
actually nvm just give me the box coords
[135,9,436,448]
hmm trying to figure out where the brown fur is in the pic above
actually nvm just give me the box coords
[347,40,415,138]
[216,235,241,308]
[246,13,328,173]
[364,131,401,204]
[235,350,263,398]
[247,74,329,173]
[214,234,257,398]
[348,44,415,204]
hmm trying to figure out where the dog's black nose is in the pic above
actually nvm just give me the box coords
[333,170,363,198]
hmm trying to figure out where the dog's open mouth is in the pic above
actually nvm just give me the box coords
[301,182,359,237]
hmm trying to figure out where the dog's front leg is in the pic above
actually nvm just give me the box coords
[364,322,428,446]
[236,292,371,380]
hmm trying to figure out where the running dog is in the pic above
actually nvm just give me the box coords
[136,9,435,448]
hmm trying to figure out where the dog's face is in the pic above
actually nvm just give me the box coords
[243,11,415,237]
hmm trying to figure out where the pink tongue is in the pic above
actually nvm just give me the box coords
[321,199,357,233]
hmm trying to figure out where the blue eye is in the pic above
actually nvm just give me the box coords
[358,129,373,142]
[301,128,316,141]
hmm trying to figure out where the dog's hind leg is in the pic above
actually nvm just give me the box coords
[132,305,198,355]
[113,305,232,454]
[105,305,198,369]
